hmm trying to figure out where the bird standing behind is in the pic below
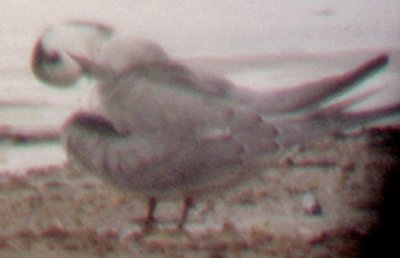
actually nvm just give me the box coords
[32,21,398,230]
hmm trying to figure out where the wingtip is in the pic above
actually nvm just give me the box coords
[368,54,389,69]
[343,53,390,86]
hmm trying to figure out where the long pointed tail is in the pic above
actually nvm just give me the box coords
[341,103,400,127]
[273,101,400,148]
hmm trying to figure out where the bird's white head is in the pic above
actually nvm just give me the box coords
[31,21,114,87]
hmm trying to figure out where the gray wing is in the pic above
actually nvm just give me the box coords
[97,55,285,154]
[96,52,392,156]
[121,54,389,115]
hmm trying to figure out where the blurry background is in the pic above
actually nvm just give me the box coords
[1,0,400,173]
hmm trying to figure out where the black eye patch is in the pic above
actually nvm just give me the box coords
[32,41,61,66]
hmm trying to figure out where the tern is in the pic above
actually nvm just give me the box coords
[31,21,398,230]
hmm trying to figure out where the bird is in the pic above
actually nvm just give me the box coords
[31,20,398,230]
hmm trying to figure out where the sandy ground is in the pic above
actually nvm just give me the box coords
[0,128,398,258]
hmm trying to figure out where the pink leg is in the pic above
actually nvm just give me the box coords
[144,197,157,228]
[178,197,193,230]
